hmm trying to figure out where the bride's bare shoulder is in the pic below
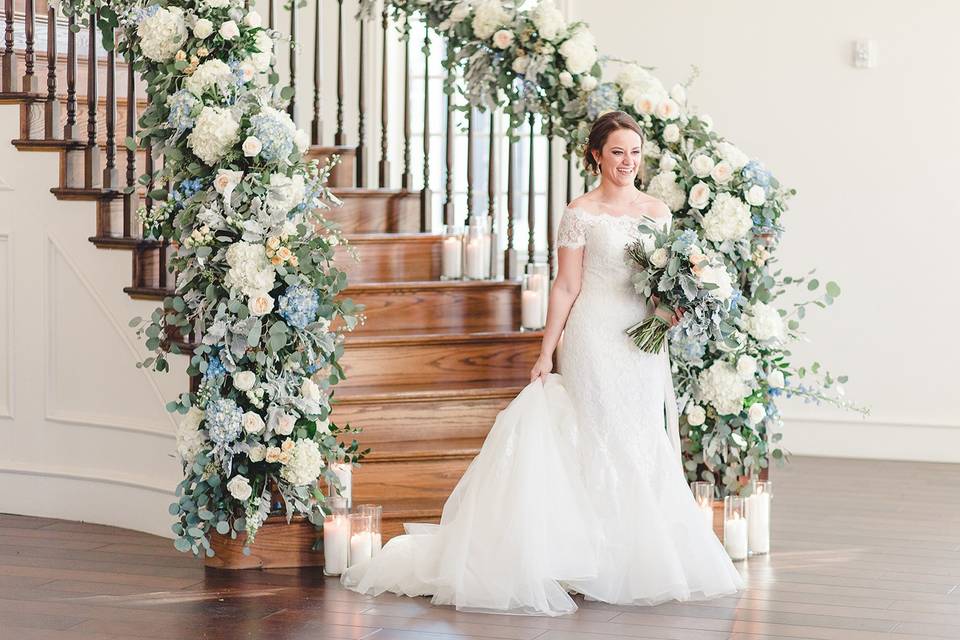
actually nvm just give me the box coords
[565,194,596,213]
[638,193,672,221]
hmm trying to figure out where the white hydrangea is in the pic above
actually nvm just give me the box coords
[187,106,239,165]
[716,141,749,170]
[558,27,597,74]
[175,407,205,464]
[697,361,750,416]
[137,7,188,63]
[645,170,686,212]
[702,193,752,242]
[280,439,325,486]
[266,172,306,214]
[616,64,665,98]
[225,241,276,297]
[742,301,785,343]
[185,59,235,96]
[472,0,510,40]
[697,263,733,300]
[662,123,680,144]
[531,0,567,41]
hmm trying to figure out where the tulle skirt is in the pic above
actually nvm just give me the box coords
[340,374,744,616]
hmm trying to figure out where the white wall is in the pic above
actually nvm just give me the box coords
[0,105,189,536]
[572,0,960,461]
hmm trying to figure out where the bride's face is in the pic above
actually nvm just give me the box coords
[594,128,642,187]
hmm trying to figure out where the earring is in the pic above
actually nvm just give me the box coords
[595,162,601,175]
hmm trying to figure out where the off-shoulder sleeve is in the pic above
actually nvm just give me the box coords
[556,207,587,248]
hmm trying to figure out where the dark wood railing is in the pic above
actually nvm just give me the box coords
[1,0,585,285]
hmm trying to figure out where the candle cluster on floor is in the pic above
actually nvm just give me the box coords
[691,480,772,561]
[321,464,383,576]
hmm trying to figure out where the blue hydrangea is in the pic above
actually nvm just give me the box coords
[172,178,203,204]
[672,229,700,256]
[166,90,199,135]
[205,397,243,445]
[203,355,226,380]
[741,161,771,188]
[247,107,296,163]
[278,285,320,329]
[586,83,620,120]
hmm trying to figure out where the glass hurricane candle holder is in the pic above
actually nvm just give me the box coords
[463,215,492,280]
[521,274,545,331]
[723,495,748,561]
[747,480,772,555]
[441,225,464,280]
[348,512,374,568]
[327,462,352,509]
[358,504,383,556]
[322,496,350,576]
[691,481,715,530]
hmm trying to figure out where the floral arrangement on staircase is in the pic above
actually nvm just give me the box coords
[368,0,865,495]
[57,0,364,556]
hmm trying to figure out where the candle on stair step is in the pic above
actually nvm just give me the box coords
[441,226,463,280]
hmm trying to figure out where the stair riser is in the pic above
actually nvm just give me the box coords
[340,338,539,388]
[353,458,473,508]
[336,238,441,283]
[349,285,520,335]
[324,191,421,234]
[333,394,509,444]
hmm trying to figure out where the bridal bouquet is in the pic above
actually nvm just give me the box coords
[626,224,739,353]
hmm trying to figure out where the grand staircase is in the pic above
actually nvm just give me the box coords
[1,3,544,542]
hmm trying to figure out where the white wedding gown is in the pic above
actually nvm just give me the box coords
[341,206,745,616]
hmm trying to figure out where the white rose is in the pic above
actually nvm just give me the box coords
[238,61,256,83]
[662,123,680,144]
[247,444,266,462]
[193,18,214,40]
[736,355,758,379]
[472,0,510,40]
[492,29,514,49]
[243,10,262,28]
[748,403,766,425]
[710,160,733,184]
[670,83,687,104]
[242,411,266,434]
[691,154,715,178]
[219,20,240,40]
[227,475,253,501]
[686,405,706,427]
[745,185,766,207]
[717,141,749,170]
[768,369,785,389]
[294,129,310,153]
[655,98,680,121]
[650,247,669,269]
[557,71,574,88]
[252,31,273,71]
[633,94,656,116]
[659,153,677,172]
[233,371,256,392]
[213,168,243,196]
[512,55,529,74]
[300,378,321,402]
[242,135,262,157]
[687,181,711,210]
[247,290,274,316]
[580,75,598,91]
[274,412,296,436]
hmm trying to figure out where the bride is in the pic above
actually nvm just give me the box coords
[341,110,745,616]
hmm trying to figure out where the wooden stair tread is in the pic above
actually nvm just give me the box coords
[51,186,123,201]
[90,235,160,249]
[335,380,524,402]
[12,137,86,151]
[364,437,483,462]
[347,279,519,292]
[332,187,415,197]
[346,330,542,347]
[345,232,438,243]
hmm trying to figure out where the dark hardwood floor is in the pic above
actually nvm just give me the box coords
[1,455,959,640]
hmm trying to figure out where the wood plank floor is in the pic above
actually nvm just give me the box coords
[1,455,959,640]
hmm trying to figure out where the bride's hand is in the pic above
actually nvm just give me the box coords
[530,353,553,383]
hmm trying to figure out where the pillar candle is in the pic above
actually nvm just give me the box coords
[322,515,349,575]
[441,236,462,279]
[349,531,373,567]
[724,515,748,561]
[747,491,771,554]
[465,239,484,279]
[521,289,542,329]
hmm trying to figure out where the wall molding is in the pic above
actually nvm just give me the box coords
[0,461,171,495]
[0,232,12,419]
[780,417,960,463]
[43,233,176,437]
[782,412,960,431]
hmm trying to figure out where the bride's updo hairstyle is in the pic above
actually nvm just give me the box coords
[583,110,645,182]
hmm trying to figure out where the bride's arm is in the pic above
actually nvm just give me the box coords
[529,246,584,381]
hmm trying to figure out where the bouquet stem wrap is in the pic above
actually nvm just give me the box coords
[626,302,675,353]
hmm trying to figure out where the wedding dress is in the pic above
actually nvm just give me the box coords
[340,206,745,616]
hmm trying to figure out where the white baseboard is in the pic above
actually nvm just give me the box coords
[780,416,960,464]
